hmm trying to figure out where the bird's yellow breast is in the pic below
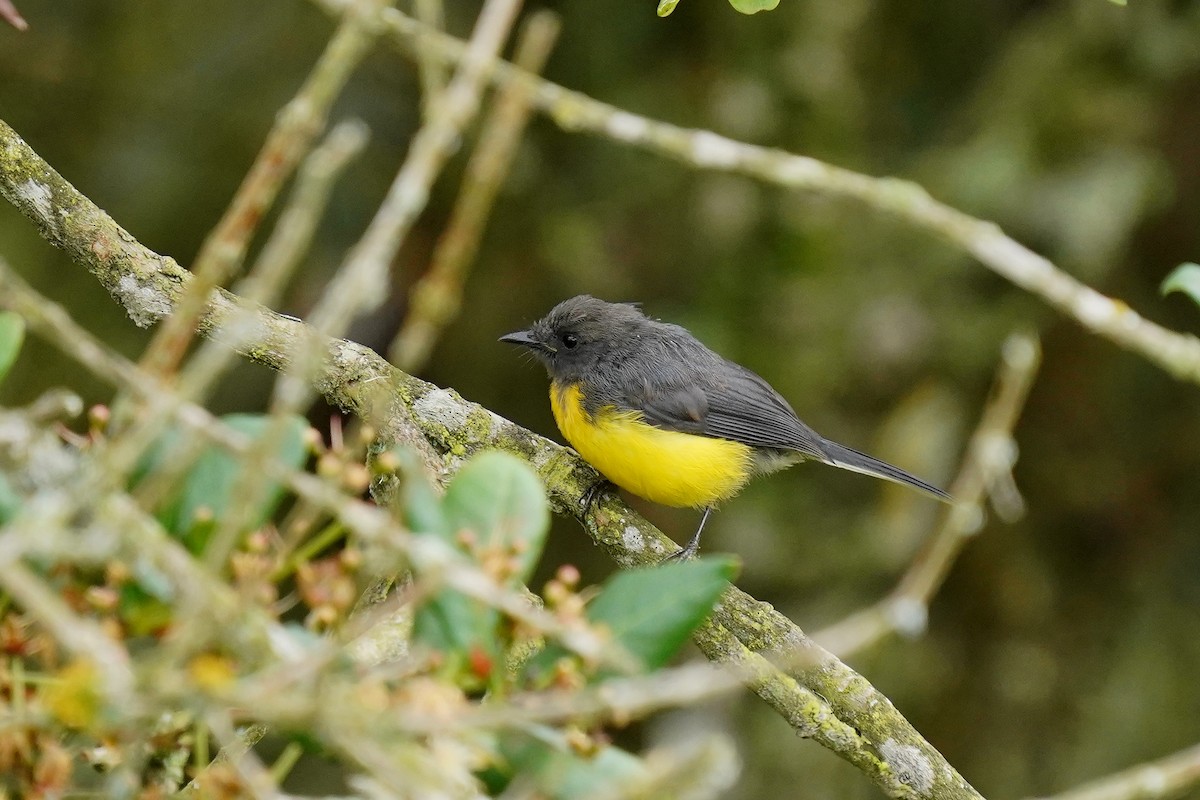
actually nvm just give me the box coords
[550,383,753,509]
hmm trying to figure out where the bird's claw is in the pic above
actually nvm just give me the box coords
[666,542,699,562]
[580,478,615,516]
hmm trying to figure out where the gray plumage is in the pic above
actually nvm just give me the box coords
[504,294,950,502]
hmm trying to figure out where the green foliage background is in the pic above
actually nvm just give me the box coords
[2,1,1200,796]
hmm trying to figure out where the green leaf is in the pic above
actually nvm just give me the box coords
[396,449,480,662]
[388,446,448,535]
[442,451,548,586]
[528,556,739,681]
[656,0,681,16]
[413,583,488,658]
[729,0,780,13]
[130,427,181,491]
[551,745,643,798]
[179,414,307,538]
[523,556,737,684]
[1161,263,1200,309]
[588,557,737,671]
[144,414,309,545]
[497,732,644,799]
[413,452,550,673]
[0,311,25,385]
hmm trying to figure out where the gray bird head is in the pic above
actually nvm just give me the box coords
[499,295,645,383]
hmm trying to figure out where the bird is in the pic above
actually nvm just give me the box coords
[500,295,951,559]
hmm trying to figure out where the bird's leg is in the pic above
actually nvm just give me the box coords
[670,507,713,561]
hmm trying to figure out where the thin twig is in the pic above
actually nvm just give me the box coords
[239,119,371,311]
[412,0,449,118]
[306,0,524,339]
[180,722,268,798]
[177,120,366,571]
[62,122,362,575]
[814,332,1041,657]
[202,713,282,800]
[80,10,385,555]
[268,0,523,438]
[1025,742,1200,800]
[173,119,369,406]
[389,9,561,372]
[0,0,27,31]
[384,659,743,733]
[137,0,386,378]
[205,0,524,573]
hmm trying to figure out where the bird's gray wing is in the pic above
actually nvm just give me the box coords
[635,359,827,460]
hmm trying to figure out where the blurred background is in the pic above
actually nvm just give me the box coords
[2,1,1200,797]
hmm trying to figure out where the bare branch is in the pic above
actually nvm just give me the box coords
[0,0,27,31]
[412,0,449,117]
[239,119,371,311]
[1025,742,1200,800]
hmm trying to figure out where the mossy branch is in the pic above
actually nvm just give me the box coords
[0,116,982,800]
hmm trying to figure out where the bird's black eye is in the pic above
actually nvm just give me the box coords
[560,332,579,349]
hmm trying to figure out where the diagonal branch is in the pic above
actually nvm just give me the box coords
[0,115,982,800]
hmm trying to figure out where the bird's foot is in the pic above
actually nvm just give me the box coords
[666,542,699,562]
[580,478,615,516]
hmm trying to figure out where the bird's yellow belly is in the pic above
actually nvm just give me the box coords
[551,383,753,509]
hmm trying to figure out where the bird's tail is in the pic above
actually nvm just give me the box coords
[819,440,952,503]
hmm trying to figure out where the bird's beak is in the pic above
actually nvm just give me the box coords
[499,329,537,347]
[499,329,552,353]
